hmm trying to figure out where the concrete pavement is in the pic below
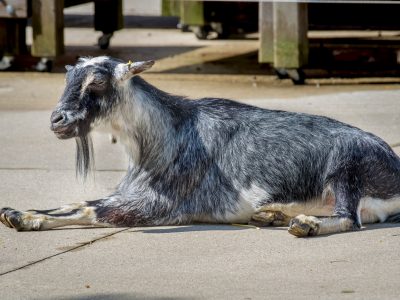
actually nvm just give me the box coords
[1,2,400,298]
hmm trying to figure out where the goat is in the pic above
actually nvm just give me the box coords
[1,56,400,237]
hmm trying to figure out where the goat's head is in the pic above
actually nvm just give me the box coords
[50,56,154,177]
[50,56,154,139]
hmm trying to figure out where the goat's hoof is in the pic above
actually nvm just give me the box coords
[0,207,24,231]
[249,211,274,226]
[250,211,290,227]
[288,214,320,237]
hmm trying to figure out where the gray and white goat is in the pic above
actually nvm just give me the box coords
[2,56,400,237]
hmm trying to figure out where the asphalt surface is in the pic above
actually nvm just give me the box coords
[1,1,400,299]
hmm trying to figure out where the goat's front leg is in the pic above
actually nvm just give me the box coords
[0,200,112,231]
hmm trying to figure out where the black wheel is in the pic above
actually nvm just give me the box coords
[193,26,210,40]
[274,68,289,79]
[0,56,13,71]
[177,23,191,32]
[98,33,113,50]
[275,68,306,84]
[210,22,230,39]
[35,58,52,72]
[287,69,306,85]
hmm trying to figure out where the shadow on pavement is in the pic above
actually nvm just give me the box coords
[52,293,195,300]
[64,15,180,29]
[134,224,287,234]
[36,222,400,235]
[303,222,400,239]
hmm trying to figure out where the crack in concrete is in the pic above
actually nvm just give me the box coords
[0,228,130,277]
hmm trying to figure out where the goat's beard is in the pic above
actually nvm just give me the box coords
[75,135,94,180]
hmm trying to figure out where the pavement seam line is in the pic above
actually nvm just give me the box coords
[0,228,130,277]
[390,142,400,149]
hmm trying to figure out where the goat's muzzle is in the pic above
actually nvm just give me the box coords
[50,111,77,139]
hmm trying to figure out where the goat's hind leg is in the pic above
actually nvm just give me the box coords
[288,175,362,237]
[0,200,111,231]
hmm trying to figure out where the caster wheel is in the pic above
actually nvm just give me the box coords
[177,23,191,32]
[274,68,289,79]
[287,69,306,85]
[98,33,113,50]
[0,56,14,71]
[275,68,305,84]
[193,26,211,40]
[211,23,230,39]
[35,58,52,72]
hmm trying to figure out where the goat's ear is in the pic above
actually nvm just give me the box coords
[65,65,73,72]
[114,60,155,82]
[129,60,155,74]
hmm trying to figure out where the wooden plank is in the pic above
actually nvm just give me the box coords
[0,19,8,56]
[180,1,204,26]
[31,0,64,57]
[0,0,27,18]
[162,0,181,17]
[273,3,308,69]
[258,2,273,64]
[0,18,27,55]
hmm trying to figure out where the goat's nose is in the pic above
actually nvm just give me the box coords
[51,111,65,125]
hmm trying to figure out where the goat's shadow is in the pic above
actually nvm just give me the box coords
[49,224,286,233]
[48,222,400,235]
[302,222,400,239]
[133,224,286,234]
[48,292,195,300]
[134,223,400,235]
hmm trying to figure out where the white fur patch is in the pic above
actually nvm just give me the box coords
[358,197,400,224]
[223,184,269,223]
[77,56,109,68]
[80,73,95,96]
[114,63,130,81]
